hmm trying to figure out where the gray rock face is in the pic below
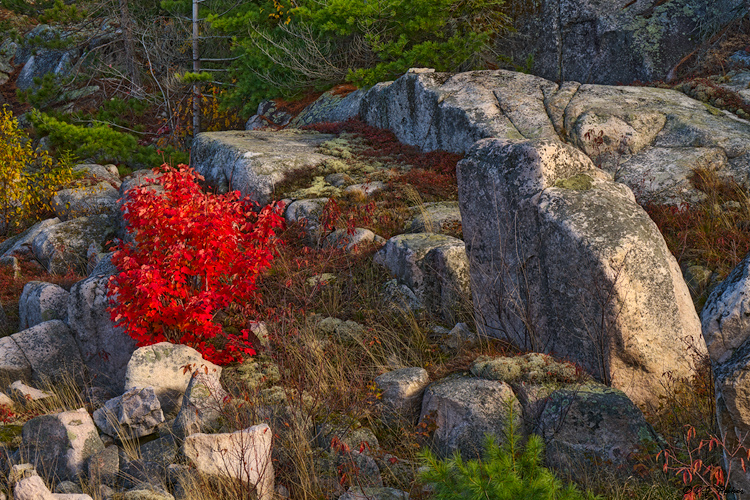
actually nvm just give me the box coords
[72,164,122,189]
[11,320,85,386]
[124,343,222,416]
[536,383,662,478]
[67,267,137,394]
[509,0,743,85]
[0,334,30,385]
[701,253,750,494]
[190,130,336,206]
[374,233,470,323]
[375,367,429,425]
[93,387,165,440]
[182,424,274,500]
[419,373,520,459]
[457,138,704,407]
[32,214,118,275]
[285,197,329,245]
[22,408,105,483]
[87,445,119,487]
[52,182,119,221]
[19,281,70,330]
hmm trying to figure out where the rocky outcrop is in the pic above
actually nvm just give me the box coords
[31,214,118,275]
[124,343,222,415]
[293,69,750,206]
[419,373,520,460]
[457,138,704,407]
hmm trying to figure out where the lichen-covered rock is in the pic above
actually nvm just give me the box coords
[375,233,470,323]
[67,267,137,395]
[8,380,53,406]
[419,373,520,460]
[72,164,121,189]
[13,474,56,500]
[19,281,69,330]
[536,383,662,479]
[190,130,336,206]
[509,0,743,85]
[182,424,274,500]
[285,197,329,245]
[0,218,61,261]
[124,343,221,416]
[457,138,704,408]
[52,182,119,221]
[93,387,165,440]
[32,214,118,275]
[359,69,750,205]
[324,228,381,251]
[11,320,85,386]
[470,353,581,385]
[22,408,105,483]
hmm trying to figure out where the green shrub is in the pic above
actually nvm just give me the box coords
[30,111,188,168]
[210,0,512,112]
[419,406,601,500]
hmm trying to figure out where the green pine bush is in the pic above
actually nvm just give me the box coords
[419,405,602,500]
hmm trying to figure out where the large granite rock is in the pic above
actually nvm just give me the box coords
[11,320,86,386]
[190,130,336,206]
[294,69,750,206]
[67,259,137,394]
[508,0,744,85]
[51,182,119,221]
[182,424,274,500]
[22,408,105,483]
[701,253,750,495]
[457,138,704,407]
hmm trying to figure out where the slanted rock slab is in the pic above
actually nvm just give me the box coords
[11,320,85,386]
[190,130,336,206]
[22,408,105,483]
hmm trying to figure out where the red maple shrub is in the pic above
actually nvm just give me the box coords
[107,164,284,365]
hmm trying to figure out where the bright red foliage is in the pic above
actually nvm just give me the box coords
[107,164,284,365]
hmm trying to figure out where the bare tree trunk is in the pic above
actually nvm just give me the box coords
[192,0,201,135]
[120,0,141,91]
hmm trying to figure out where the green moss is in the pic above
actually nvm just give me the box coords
[703,102,723,116]
[554,174,594,191]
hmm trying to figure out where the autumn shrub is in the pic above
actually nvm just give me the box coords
[0,106,76,235]
[107,164,285,365]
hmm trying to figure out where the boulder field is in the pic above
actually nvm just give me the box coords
[3,65,750,497]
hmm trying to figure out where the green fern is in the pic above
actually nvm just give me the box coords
[419,404,602,500]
